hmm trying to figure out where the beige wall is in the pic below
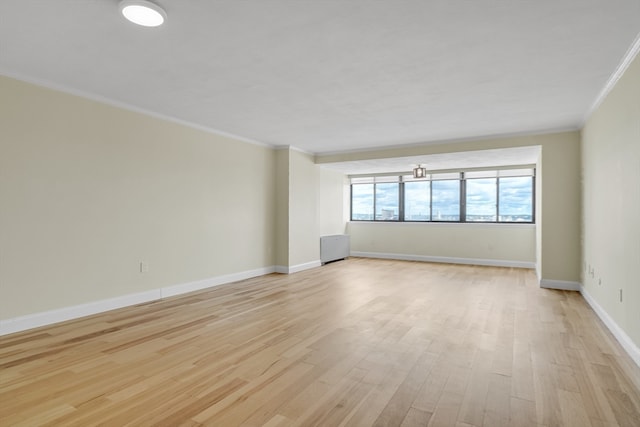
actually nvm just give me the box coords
[537,134,582,282]
[581,54,640,348]
[274,149,290,267]
[280,149,346,268]
[318,131,582,283]
[348,222,535,265]
[317,167,348,237]
[289,150,320,266]
[0,76,276,319]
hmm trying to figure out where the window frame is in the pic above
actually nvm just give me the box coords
[350,167,535,224]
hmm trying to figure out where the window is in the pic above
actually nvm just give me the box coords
[350,177,400,221]
[431,173,461,221]
[350,168,534,223]
[465,171,497,222]
[375,183,399,220]
[351,183,374,220]
[499,176,533,222]
[465,178,496,221]
[404,180,430,221]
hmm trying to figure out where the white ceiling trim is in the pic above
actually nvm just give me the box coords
[0,68,272,149]
[583,31,640,124]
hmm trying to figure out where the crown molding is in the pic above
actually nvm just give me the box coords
[583,31,640,124]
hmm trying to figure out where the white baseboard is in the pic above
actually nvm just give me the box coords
[275,260,322,274]
[0,266,276,336]
[161,266,275,298]
[290,260,322,274]
[0,289,161,337]
[580,285,640,368]
[350,251,536,269]
[539,279,581,291]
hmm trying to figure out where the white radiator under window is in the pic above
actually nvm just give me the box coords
[320,235,350,264]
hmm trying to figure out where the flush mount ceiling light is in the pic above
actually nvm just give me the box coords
[413,164,427,179]
[119,0,166,27]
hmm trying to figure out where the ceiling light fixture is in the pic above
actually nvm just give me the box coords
[119,0,166,27]
[413,164,427,179]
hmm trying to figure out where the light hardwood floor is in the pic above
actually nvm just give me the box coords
[1,258,639,426]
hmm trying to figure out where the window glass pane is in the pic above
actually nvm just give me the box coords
[466,178,497,221]
[432,180,460,221]
[351,184,374,220]
[499,177,533,222]
[405,181,430,221]
[375,183,399,220]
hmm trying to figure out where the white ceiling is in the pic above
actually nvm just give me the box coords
[1,1,638,161]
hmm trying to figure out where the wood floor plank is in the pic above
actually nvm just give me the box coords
[372,350,436,426]
[1,258,639,426]
[457,349,491,426]
[482,372,511,427]
[509,396,537,427]
[400,407,432,426]
[339,364,407,426]
[428,390,466,427]
[558,389,593,427]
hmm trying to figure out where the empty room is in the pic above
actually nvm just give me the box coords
[1,1,639,426]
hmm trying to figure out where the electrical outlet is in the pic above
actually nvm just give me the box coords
[140,262,149,273]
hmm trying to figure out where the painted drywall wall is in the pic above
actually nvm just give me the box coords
[318,130,581,283]
[348,222,535,266]
[317,167,348,237]
[275,148,290,267]
[0,76,276,319]
[289,150,320,266]
[581,53,640,349]
[537,134,582,283]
